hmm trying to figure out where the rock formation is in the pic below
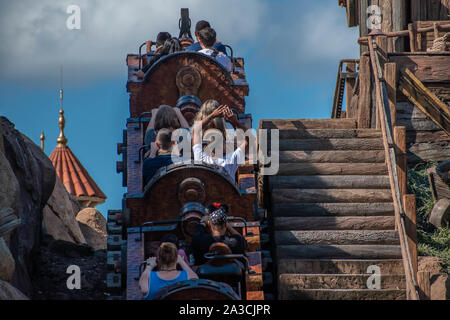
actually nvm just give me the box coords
[76,208,107,251]
[43,177,87,244]
[1,116,56,297]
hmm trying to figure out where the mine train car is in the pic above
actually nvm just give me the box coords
[106,9,271,300]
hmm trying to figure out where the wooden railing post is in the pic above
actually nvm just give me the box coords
[408,23,417,52]
[403,194,418,278]
[357,55,372,128]
[384,63,398,128]
[395,126,407,199]
[417,271,431,300]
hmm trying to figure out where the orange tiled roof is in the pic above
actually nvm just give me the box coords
[49,145,107,200]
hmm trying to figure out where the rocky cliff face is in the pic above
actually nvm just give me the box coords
[0,117,107,300]
[1,117,56,297]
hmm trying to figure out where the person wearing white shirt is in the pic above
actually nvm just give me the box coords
[197,27,232,72]
[192,105,247,182]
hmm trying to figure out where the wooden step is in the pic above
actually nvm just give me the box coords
[277,163,388,176]
[279,139,384,151]
[278,288,406,300]
[277,259,405,274]
[278,151,385,163]
[279,274,406,290]
[272,189,393,203]
[279,129,382,140]
[274,217,395,231]
[269,176,390,189]
[260,119,357,130]
[276,245,402,259]
[275,230,399,245]
[272,203,395,217]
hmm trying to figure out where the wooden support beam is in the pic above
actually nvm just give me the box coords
[384,63,398,127]
[359,0,369,54]
[399,68,450,135]
[392,0,406,52]
[403,194,418,279]
[346,62,357,118]
[394,126,407,199]
[357,55,372,128]
[408,23,417,52]
[417,271,431,300]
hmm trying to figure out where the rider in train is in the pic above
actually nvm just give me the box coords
[191,204,247,266]
[192,102,247,182]
[139,242,198,300]
[185,20,227,54]
[196,27,232,72]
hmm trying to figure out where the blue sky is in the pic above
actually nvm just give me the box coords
[0,0,359,215]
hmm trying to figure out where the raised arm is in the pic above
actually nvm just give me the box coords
[192,105,227,146]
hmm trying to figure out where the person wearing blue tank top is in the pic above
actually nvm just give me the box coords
[139,242,198,300]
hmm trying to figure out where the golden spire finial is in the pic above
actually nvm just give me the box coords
[56,67,68,147]
[40,131,45,151]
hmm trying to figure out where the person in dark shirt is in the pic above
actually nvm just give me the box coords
[191,204,247,265]
[142,128,175,186]
[185,20,227,55]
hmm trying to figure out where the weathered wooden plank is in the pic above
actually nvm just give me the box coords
[269,175,390,189]
[277,259,405,275]
[260,119,357,130]
[274,216,395,231]
[399,68,450,134]
[275,230,399,245]
[358,55,372,128]
[406,130,450,144]
[278,288,406,300]
[272,202,395,217]
[397,118,441,131]
[407,141,450,163]
[403,194,418,277]
[385,63,398,126]
[279,138,384,151]
[427,167,450,200]
[278,150,385,163]
[392,0,406,52]
[346,62,357,118]
[425,82,450,101]
[389,54,450,83]
[359,0,369,53]
[277,163,388,176]
[272,189,393,204]
[279,274,406,290]
[276,245,402,260]
[394,126,407,198]
[278,129,381,140]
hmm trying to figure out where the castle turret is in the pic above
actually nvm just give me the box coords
[49,84,106,208]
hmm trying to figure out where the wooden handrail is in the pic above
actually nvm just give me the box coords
[367,36,419,300]
[358,21,450,46]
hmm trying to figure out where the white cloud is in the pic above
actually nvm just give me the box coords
[0,1,359,85]
[261,3,359,81]
[0,0,268,84]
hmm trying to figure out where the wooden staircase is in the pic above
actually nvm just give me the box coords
[260,119,407,300]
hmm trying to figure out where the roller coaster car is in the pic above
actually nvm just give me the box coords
[126,163,257,228]
[155,243,250,300]
[126,51,249,120]
[130,220,263,300]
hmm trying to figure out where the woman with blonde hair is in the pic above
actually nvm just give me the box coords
[139,242,198,300]
[194,99,227,138]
